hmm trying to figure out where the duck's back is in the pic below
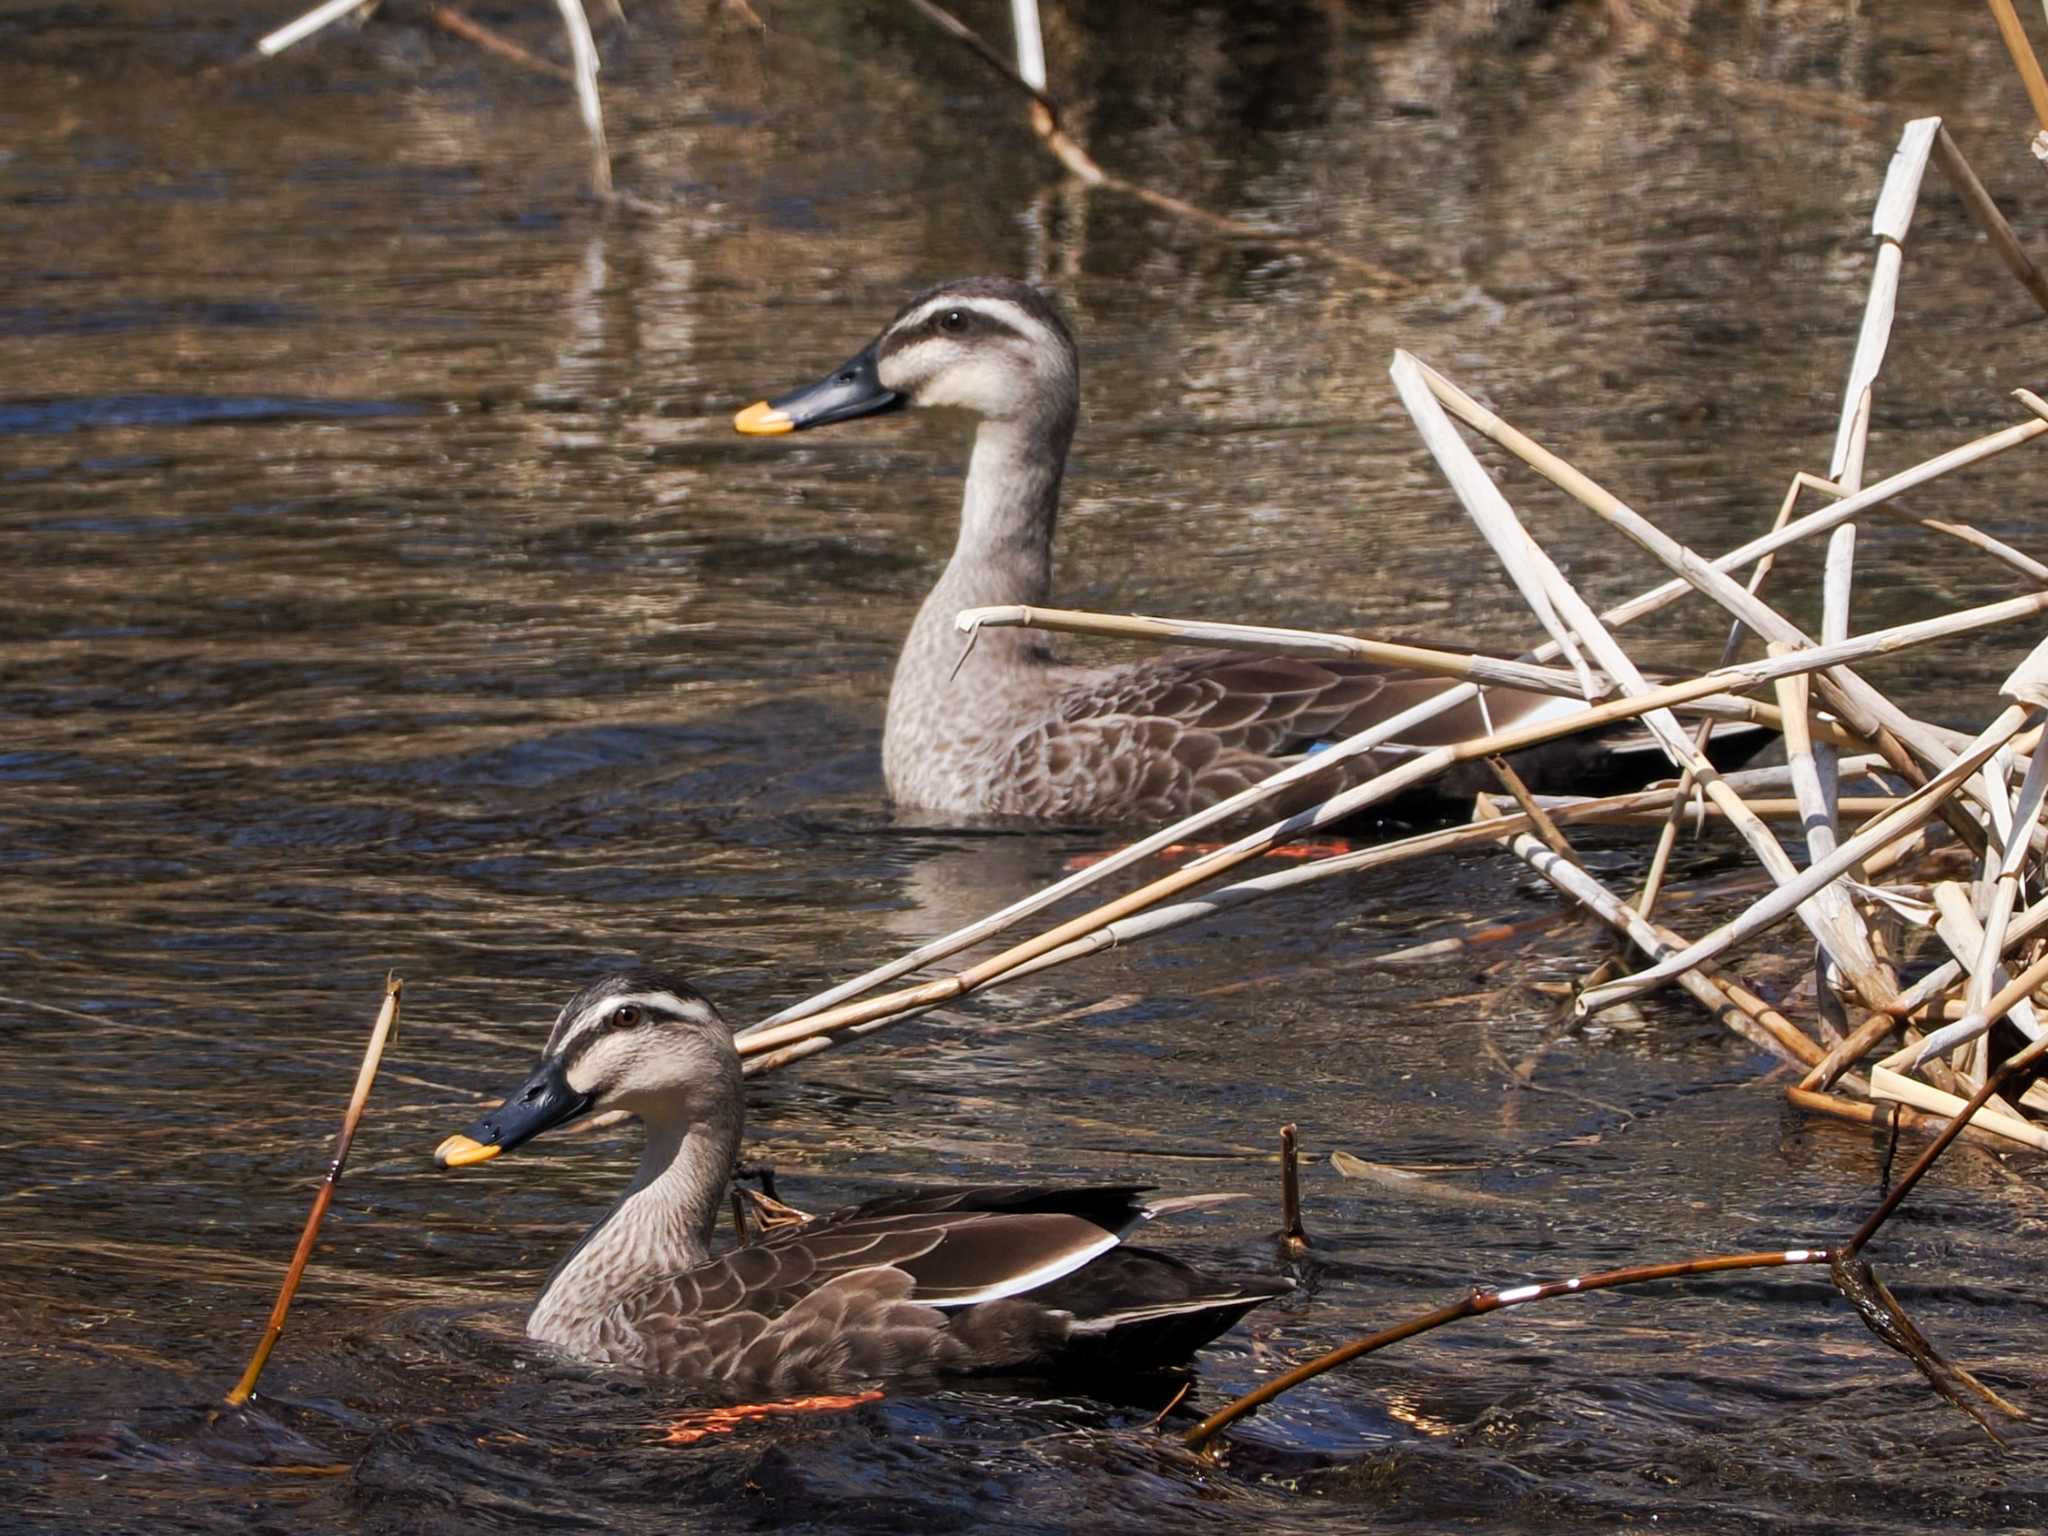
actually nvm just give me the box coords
[570,1183,1284,1395]
[892,645,1599,827]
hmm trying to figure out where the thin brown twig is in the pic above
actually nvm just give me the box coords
[1180,1247,1828,1453]
[221,976,401,1409]
[429,6,576,79]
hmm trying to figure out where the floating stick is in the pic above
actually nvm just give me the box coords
[1179,1248,1829,1454]
[1278,1124,1309,1258]
[1579,708,2038,1016]
[222,976,402,1409]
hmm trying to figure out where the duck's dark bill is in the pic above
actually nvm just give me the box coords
[434,1057,595,1170]
[733,340,904,435]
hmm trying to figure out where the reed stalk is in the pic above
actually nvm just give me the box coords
[1180,1247,1829,1454]
[222,977,401,1409]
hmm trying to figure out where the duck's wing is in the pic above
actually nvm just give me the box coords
[999,649,1754,821]
[593,1190,1158,1389]
[809,1181,1158,1230]
[983,651,1399,821]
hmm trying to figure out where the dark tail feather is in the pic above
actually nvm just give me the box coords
[1061,1284,1290,1370]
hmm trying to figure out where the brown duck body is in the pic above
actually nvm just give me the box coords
[740,278,1751,827]
[557,1184,1285,1395]
[437,974,1288,1397]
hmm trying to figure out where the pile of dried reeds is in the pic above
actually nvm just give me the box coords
[735,108,2048,1169]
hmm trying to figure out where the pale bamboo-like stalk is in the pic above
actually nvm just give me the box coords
[1912,944,2048,1067]
[1807,120,1935,1007]
[1008,0,1046,89]
[1968,743,2048,1005]
[1635,473,1811,918]
[1924,885,2016,1095]
[257,0,372,55]
[1868,1065,2048,1151]
[1396,353,1894,1007]
[223,977,402,1408]
[1579,691,2045,1017]
[1388,358,1600,696]
[1786,1085,2014,1148]
[553,0,612,200]
[959,604,1798,733]
[1909,757,2048,1070]
[752,402,2048,1037]
[1481,804,1819,1067]
[954,606,1595,696]
[1412,351,1975,785]
[748,597,2048,1064]
[1830,118,1935,483]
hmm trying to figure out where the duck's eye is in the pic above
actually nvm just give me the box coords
[939,309,968,334]
[610,1004,643,1030]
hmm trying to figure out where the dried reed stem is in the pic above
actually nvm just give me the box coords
[1180,1247,1828,1454]
[1933,124,2048,317]
[1786,1086,2013,1148]
[1397,354,1893,1006]
[1984,0,2048,133]
[956,606,1593,697]
[222,976,401,1409]
[553,0,612,201]
[256,0,372,56]
[1580,688,2046,1017]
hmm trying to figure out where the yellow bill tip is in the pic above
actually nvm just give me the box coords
[733,400,795,436]
[435,1133,502,1169]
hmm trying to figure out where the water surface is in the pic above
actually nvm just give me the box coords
[6,3,2048,1531]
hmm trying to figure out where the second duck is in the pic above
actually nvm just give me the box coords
[735,279,1723,826]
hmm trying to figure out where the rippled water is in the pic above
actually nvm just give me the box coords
[7,2,2048,1530]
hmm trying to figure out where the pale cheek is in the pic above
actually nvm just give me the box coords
[919,357,1016,414]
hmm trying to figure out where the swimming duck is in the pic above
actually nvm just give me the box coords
[435,971,1289,1393]
[734,277,1740,826]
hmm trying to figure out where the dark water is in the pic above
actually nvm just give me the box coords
[7,2,2048,1530]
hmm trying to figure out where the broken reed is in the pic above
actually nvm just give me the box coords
[221,976,401,1410]
[745,115,2048,1175]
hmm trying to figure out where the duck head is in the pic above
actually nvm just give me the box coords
[435,970,739,1168]
[734,277,1079,435]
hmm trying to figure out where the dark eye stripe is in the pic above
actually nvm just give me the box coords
[881,306,1028,356]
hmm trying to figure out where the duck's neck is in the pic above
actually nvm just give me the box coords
[528,1093,742,1350]
[885,412,1075,797]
